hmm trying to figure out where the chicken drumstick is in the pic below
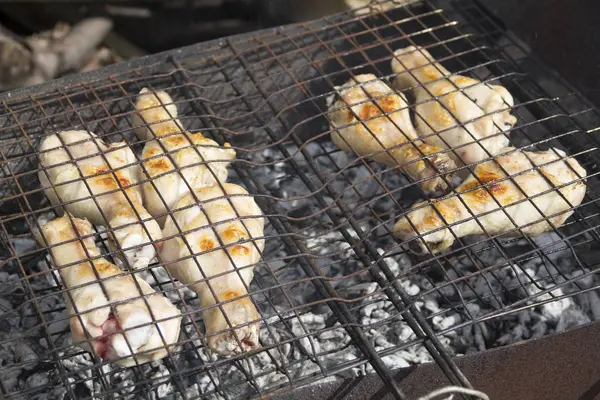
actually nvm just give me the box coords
[327,74,457,193]
[391,46,517,167]
[36,215,181,366]
[38,130,162,269]
[133,88,236,224]
[160,183,264,355]
[394,148,586,254]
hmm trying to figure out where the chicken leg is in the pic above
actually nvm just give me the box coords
[394,148,586,254]
[132,88,181,142]
[327,74,457,193]
[133,88,236,225]
[38,130,162,269]
[391,46,517,166]
[160,183,264,355]
[36,214,181,366]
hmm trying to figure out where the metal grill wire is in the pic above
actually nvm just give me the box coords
[0,0,599,399]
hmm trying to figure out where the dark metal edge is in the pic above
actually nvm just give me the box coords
[270,319,600,400]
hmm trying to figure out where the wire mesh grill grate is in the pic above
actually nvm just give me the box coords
[1,0,600,399]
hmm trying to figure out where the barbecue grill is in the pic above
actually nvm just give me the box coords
[2,0,600,399]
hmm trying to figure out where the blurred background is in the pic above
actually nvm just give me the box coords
[0,0,353,91]
[0,0,598,106]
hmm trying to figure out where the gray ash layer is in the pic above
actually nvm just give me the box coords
[1,136,597,400]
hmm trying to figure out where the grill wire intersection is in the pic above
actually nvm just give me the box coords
[1,0,600,399]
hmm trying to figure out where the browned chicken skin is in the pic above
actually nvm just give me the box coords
[160,183,264,355]
[394,148,587,254]
[38,130,162,269]
[36,215,181,366]
[133,88,236,225]
[391,46,517,168]
[327,74,457,193]
[133,89,261,356]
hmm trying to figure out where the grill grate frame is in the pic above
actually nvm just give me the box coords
[0,0,600,399]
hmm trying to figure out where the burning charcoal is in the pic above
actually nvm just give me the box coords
[194,373,222,400]
[44,312,69,345]
[555,308,591,333]
[530,320,548,339]
[370,308,391,325]
[1,367,19,394]
[394,321,416,342]
[464,302,482,319]
[342,165,382,205]
[478,320,491,342]
[454,327,474,354]
[0,298,20,329]
[260,324,292,361]
[531,233,572,262]
[360,299,384,318]
[24,372,49,391]
[1,3,598,397]
[496,324,527,346]
[569,269,595,289]
[0,272,23,296]
[401,280,420,297]
[291,314,325,356]
[424,298,441,313]
[254,369,288,393]
[371,330,394,349]
[375,248,412,278]
[342,282,379,299]
[381,353,410,370]
[138,265,196,304]
[308,142,349,170]
[10,237,37,254]
[581,291,600,321]
[473,324,487,352]
[14,342,38,368]
[538,288,574,321]
[432,314,459,331]
[317,325,346,342]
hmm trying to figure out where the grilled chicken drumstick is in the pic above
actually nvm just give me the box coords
[394,148,586,254]
[327,74,457,193]
[36,215,181,366]
[161,183,264,355]
[391,46,517,167]
[38,130,162,269]
[133,88,236,224]
[132,88,181,142]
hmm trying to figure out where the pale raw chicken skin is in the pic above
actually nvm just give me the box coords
[391,46,517,167]
[134,88,236,225]
[394,148,587,254]
[327,74,457,193]
[38,130,162,269]
[36,215,181,366]
[161,183,264,356]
